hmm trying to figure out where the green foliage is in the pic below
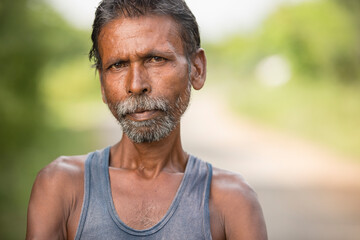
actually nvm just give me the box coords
[259,0,359,82]
[0,0,94,238]
[334,0,360,26]
[39,57,102,129]
[0,0,89,158]
[206,0,360,84]
[0,128,98,239]
[205,0,360,158]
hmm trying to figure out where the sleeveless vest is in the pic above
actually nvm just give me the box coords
[75,147,213,240]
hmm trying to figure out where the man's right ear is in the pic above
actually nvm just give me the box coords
[98,70,107,104]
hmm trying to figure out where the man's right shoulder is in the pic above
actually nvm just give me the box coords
[35,154,88,188]
[30,155,89,205]
[27,154,89,239]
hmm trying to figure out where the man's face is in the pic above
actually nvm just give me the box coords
[98,15,191,143]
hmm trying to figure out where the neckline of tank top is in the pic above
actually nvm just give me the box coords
[102,146,197,236]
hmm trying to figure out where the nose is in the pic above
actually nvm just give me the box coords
[126,63,151,95]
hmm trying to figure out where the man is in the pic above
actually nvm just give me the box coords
[26,0,267,239]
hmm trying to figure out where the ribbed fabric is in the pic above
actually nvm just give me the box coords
[75,146,213,240]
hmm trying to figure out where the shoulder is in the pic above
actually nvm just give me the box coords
[209,167,267,240]
[39,154,87,178]
[30,154,89,207]
[26,154,88,239]
[210,167,257,205]
[210,167,260,219]
[35,154,87,190]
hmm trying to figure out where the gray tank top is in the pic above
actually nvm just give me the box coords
[75,146,213,240]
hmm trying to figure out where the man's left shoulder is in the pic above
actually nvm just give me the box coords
[209,167,267,239]
[210,167,257,204]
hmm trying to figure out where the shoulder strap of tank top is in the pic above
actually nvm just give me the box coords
[184,155,213,239]
[75,147,110,240]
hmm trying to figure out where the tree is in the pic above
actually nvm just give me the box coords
[0,0,88,238]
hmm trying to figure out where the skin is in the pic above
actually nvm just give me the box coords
[26,15,267,240]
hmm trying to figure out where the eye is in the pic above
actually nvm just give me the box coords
[109,61,128,70]
[148,56,166,63]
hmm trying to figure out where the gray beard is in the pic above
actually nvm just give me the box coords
[108,83,191,143]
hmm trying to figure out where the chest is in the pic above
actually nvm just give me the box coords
[109,170,183,230]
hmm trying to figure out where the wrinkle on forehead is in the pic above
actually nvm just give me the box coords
[98,15,185,61]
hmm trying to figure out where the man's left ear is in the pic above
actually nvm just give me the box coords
[190,48,207,90]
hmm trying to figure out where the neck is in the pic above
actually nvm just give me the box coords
[109,125,188,178]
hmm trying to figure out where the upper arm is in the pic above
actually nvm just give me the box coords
[26,157,84,240]
[210,169,267,240]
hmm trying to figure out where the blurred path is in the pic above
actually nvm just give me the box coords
[97,87,360,240]
[182,89,360,240]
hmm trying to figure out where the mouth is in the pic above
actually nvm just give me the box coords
[126,109,160,121]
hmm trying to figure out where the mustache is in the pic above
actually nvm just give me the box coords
[114,95,169,116]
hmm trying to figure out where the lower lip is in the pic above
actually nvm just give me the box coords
[127,110,159,121]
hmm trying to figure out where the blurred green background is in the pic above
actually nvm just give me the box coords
[204,0,360,158]
[0,0,359,238]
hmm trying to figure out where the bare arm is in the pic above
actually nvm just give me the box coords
[26,156,84,240]
[210,168,267,240]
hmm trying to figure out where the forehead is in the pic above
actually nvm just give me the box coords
[98,15,184,59]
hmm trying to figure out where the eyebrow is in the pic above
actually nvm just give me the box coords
[141,49,175,58]
[104,49,176,67]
